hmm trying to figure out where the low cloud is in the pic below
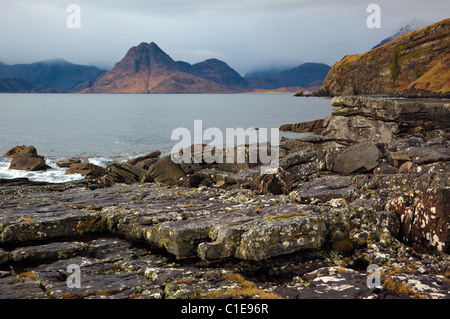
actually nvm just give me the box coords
[0,0,448,73]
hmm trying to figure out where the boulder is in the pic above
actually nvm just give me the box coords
[374,163,399,175]
[127,151,161,167]
[9,155,50,171]
[279,119,326,135]
[332,142,382,174]
[65,163,105,180]
[280,137,345,171]
[178,169,230,188]
[252,168,293,195]
[322,115,398,144]
[56,156,90,168]
[387,188,450,252]
[330,96,404,121]
[398,161,413,174]
[142,156,186,185]
[3,145,50,171]
[297,176,358,204]
[407,147,450,164]
[101,162,147,186]
[3,145,38,158]
[279,149,317,169]
[224,167,261,188]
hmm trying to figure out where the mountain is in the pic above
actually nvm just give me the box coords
[277,63,331,88]
[83,42,249,93]
[244,66,294,79]
[245,62,331,91]
[372,20,426,49]
[0,77,61,93]
[0,59,106,92]
[316,18,450,98]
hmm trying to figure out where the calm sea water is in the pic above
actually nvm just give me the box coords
[0,93,332,182]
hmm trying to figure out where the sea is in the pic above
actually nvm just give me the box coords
[0,93,332,183]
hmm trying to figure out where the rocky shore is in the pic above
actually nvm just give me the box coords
[0,96,449,299]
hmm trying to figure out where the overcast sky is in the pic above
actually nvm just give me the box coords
[0,0,448,75]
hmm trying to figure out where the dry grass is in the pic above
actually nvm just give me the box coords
[205,273,283,299]
[382,277,427,299]
[17,271,37,281]
[384,266,417,275]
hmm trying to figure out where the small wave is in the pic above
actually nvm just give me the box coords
[0,158,84,184]
[88,157,115,167]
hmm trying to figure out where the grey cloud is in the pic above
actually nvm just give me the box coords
[0,0,448,74]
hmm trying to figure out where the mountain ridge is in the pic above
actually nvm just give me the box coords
[316,18,450,98]
[244,62,331,91]
[82,42,249,93]
[372,20,426,49]
[0,59,106,92]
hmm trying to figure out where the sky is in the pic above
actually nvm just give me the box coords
[0,0,448,75]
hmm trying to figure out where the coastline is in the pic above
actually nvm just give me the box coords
[0,95,448,299]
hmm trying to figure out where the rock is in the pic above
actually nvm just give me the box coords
[332,142,382,174]
[224,167,261,188]
[10,241,88,263]
[410,162,450,175]
[0,176,449,299]
[387,188,450,252]
[330,96,404,121]
[142,156,186,185]
[279,119,326,135]
[101,162,147,186]
[297,176,358,204]
[0,178,49,187]
[137,157,160,170]
[407,147,450,164]
[374,163,399,175]
[398,161,413,174]
[3,145,38,158]
[322,115,398,144]
[127,151,161,167]
[279,149,317,169]
[278,149,322,184]
[390,137,425,152]
[9,154,50,171]
[280,138,345,171]
[56,156,90,168]
[0,249,8,265]
[216,145,262,173]
[234,213,327,261]
[300,96,450,146]
[252,168,293,195]
[178,169,230,188]
[3,145,50,171]
[66,163,105,179]
[426,137,450,149]
[286,161,322,184]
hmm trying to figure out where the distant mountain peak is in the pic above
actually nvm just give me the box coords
[372,19,427,49]
[83,42,248,93]
[244,62,331,90]
[39,58,71,65]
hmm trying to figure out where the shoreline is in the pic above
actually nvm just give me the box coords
[0,95,449,299]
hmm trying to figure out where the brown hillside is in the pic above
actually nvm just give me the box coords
[317,18,450,98]
[83,42,246,93]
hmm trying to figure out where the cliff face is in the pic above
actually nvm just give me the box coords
[83,42,249,93]
[317,19,450,98]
